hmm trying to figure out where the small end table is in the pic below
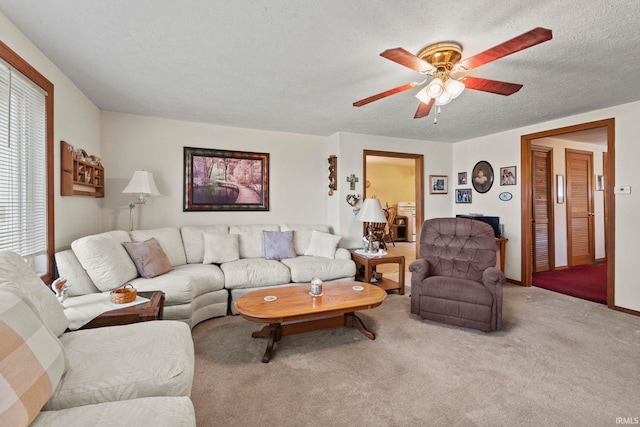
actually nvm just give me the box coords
[78,291,165,330]
[350,251,405,295]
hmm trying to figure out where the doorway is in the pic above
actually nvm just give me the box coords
[363,150,424,258]
[521,118,615,308]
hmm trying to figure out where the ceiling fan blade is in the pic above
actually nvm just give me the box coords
[463,77,523,96]
[353,82,419,107]
[414,98,435,119]
[380,48,435,73]
[458,27,552,71]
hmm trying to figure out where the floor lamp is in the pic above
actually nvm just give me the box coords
[356,198,387,254]
[122,171,161,231]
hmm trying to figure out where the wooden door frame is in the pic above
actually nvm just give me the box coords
[531,144,555,272]
[363,150,424,257]
[565,148,596,266]
[520,118,615,309]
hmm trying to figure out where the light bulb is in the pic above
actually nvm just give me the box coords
[414,87,431,104]
[444,78,465,99]
[435,90,451,106]
[426,78,444,98]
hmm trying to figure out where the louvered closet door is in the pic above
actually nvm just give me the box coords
[566,149,595,266]
[532,147,553,272]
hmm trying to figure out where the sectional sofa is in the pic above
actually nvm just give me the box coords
[0,250,196,427]
[55,224,356,329]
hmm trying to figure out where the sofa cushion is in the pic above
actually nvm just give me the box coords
[123,238,173,278]
[304,230,342,259]
[221,258,291,289]
[263,230,296,260]
[129,264,225,306]
[181,225,229,264]
[54,250,100,296]
[129,228,187,267]
[229,224,279,259]
[71,231,137,292]
[44,320,194,411]
[281,256,356,283]
[280,224,330,255]
[0,282,67,427]
[31,396,196,427]
[0,251,69,337]
[203,233,239,264]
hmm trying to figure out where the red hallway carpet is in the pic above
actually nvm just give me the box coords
[532,262,607,304]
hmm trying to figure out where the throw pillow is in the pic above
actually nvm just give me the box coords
[263,230,296,260]
[203,233,240,264]
[0,282,67,427]
[304,230,342,259]
[0,251,69,337]
[123,238,173,278]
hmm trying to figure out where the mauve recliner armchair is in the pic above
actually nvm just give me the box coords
[409,217,505,332]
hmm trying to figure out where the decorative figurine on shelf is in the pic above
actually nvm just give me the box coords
[51,278,70,304]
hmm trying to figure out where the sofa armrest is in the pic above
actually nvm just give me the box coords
[335,248,351,260]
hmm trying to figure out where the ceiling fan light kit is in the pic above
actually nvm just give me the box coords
[353,27,553,123]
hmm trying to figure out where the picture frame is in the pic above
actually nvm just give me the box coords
[429,175,448,194]
[557,175,564,204]
[500,166,517,186]
[455,189,472,203]
[471,161,494,194]
[183,147,269,211]
[457,172,467,185]
[595,174,604,191]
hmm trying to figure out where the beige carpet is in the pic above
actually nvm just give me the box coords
[191,279,640,426]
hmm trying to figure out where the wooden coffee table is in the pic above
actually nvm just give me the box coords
[234,281,386,363]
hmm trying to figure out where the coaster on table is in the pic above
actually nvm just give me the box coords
[264,296,277,302]
[352,285,364,291]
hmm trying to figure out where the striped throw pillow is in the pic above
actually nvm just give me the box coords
[0,282,67,427]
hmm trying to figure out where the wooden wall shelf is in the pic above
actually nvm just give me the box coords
[61,140,104,197]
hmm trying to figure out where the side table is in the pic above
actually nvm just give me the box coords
[350,251,405,295]
[78,291,165,330]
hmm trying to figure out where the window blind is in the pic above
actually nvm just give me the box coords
[0,61,48,266]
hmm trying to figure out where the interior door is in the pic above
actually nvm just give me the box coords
[566,149,595,266]
[531,146,553,272]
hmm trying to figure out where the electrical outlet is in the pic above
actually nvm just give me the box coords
[614,186,632,195]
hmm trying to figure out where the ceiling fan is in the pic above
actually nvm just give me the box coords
[353,27,552,122]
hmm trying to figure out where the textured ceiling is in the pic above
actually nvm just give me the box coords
[0,0,638,143]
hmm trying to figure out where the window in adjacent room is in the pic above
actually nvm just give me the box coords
[0,42,54,281]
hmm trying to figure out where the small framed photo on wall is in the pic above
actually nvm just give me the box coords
[457,172,467,185]
[500,166,517,185]
[456,189,472,203]
[429,175,448,194]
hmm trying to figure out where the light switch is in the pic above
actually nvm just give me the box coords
[614,186,631,195]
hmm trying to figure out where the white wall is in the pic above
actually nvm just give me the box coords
[534,137,607,265]
[100,112,333,233]
[0,11,103,250]
[453,100,640,312]
[331,132,453,248]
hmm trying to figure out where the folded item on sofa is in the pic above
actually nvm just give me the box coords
[63,293,149,330]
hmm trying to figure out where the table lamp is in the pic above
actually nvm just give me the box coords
[122,170,161,231]
[356,198,387,254]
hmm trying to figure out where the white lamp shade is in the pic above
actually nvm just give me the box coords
[435,90,452,106]
[122,171,161,196]
[415,86,432,104]
[355,198,387,223]
[426,78,444,98]
[444,78,465,99]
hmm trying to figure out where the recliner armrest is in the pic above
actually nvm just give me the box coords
[482,267,506,291]
[409,258,430,283]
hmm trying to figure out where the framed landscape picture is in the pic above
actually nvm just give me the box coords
[429,175,448,194]
[183,147,269,211]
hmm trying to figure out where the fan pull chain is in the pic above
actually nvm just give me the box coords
[433,106,441,124]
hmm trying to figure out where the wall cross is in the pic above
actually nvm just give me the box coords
[346,173,359,190]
